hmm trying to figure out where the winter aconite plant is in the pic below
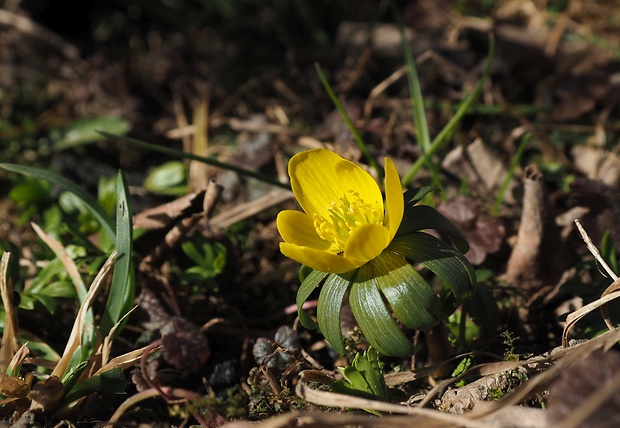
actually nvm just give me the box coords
[277,149,476,356]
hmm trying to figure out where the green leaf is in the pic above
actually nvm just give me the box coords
[144,161,187,195]
[317,273,352,355]
[0,163,115,240]
[349,265,414,357]
[8,176,50,205]
[35,281,76,298]
[101,171,134,336]
[61,368,126,406]
[296,269,328,330]
[352,347,388,400]
[403,186,436,206]
[54,116,131,150]
[331,347,388,413]
[396,205,469,254]
[372,252,441,330]
[389,232,476,305]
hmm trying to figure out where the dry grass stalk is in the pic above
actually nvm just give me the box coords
[0,252,19,372]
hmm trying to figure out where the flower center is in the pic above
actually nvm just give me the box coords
[313,190,382,254]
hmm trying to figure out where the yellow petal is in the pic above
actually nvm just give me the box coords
[343,223,390,263]
[289,149,383,220]
[277,210,331,250]
[383,158,404,239]
[280,243,363,274]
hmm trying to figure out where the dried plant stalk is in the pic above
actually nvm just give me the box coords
[505,165,565,292]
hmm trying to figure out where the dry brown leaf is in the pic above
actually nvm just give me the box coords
[29,375,64,412]
[438,195,505,265]
[0,373,29,398]
[572,146,620,189]
[442,138,518,204]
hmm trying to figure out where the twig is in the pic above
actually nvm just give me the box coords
[574,219,618,281]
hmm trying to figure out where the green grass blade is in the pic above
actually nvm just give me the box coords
[401,35,496,186]
[492,133,530,214]
[314,64,381,179]
[392,2,431,153]
[98,131,290,190]
[101,171,134,336]
[0,163,115,240]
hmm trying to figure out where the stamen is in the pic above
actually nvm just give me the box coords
[314,190,381,254]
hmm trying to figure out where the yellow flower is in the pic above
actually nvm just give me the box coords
[277,149,404,274]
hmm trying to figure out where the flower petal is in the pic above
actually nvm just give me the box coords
[383,158,404,240]
[280,243,363,274]
[277,210,331,250]
[289,149,383,220]
[343,223,390,264]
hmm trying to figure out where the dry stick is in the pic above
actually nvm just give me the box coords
[209,190,293,229]
[574,219,618,281]
[0,252,19,372]
[296,370,494,428]
[143,179,222,268]
[562,219,620,345]
[106,386,206,428]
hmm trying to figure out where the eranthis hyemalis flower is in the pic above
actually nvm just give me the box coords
[277,148,476,357]
[277,148,403,274]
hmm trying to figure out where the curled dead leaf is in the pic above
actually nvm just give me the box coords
[29,376,64,412]
[0,373,29,398]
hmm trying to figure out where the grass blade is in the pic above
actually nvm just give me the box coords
[392,2,430,153]
[98,131,290,190]
[401,35,496,186]
[314,63,381,179]
[101,171,134,336]
[0,164,116,240]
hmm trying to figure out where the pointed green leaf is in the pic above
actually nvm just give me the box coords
[101,171,134,336]
[396,205,469,254]
[54,116,130,150]
[0,163,115,240]
[354,347,388,401]
[349,265,414,357]
[339,366,373,396]
[403,187,436,206]
[297,269,328,330]
[372,252,441,330]
[318,273,351,355]
[389,232,476,304]
[61,368,126,406]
